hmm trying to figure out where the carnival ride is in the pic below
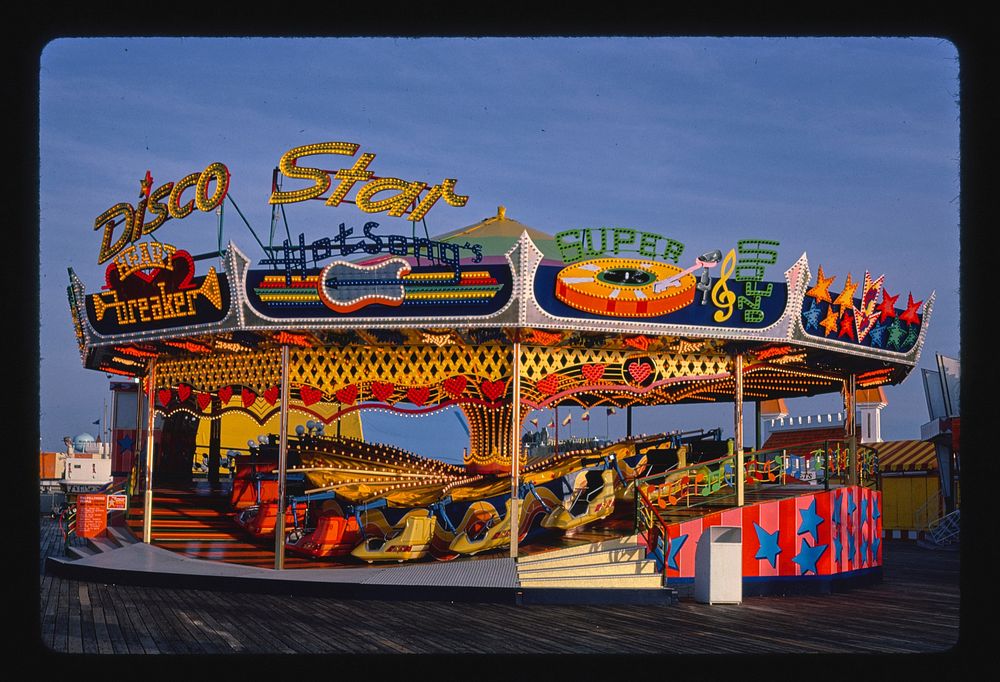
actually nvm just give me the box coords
[65,142,932,582]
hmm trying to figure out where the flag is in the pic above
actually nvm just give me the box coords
[92,419,100,425]
[562,413,573,426]
[581,411,590,422]
[547,420,555,428]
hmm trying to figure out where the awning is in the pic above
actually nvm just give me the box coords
[872,440,937,473]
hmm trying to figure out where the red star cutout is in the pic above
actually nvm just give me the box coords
[899,292,923,326]
[833,273,858,308]
[877,289,899,323]
[806,266,836,304]
[140,170,153,198]
[838,309,855,340]
[820,305,840,336]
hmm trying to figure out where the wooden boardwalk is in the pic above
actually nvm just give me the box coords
[35,508,967,657]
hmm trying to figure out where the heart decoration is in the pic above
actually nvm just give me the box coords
[241,388,257,408]
[627,361,653,384]
[370,382,395,403]
[157,388,173,406]
[196,392,212,411]
[176,384,192,402]
[443,376,467,399]
[263,386,280,406]
[481,379,507,401]
[536,374,560,396]
[299,385,323,406]
[218,385,233,404]
[335,384,359,405]
[407,386,431,407]
[581,364,606,383]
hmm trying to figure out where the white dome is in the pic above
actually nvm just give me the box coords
[73,433,97,449]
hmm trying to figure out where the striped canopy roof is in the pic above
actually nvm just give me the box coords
[871,439,937,473]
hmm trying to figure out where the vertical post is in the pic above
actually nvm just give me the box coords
[626,406,633,438]
[142,361,156,544]
[845,374,857,487]
[133,378,143,497]
[754,400,761,451]
[208,396,221,490]
[509,334,522,560]
[274,344,291,570]
[734,354,744,507]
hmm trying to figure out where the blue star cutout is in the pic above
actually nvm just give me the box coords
[848,529,856,563]
[872,534,881,560]
[117,434,134,454]
[860,535,870,564]
[868,321,887,348]
[860,496,869,524]
[871,497,881,521]
[802,300,823,331]
[753,522,782,568]
[833,532,843,564]
[792,538,828,575]
[666,534,687,571]
[797,498,824,543]
[902,325,919,351]
[847,491,857,516]
[832,492,842,524]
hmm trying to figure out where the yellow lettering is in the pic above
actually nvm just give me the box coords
[95,203,135,264]
[269,142,358,205]
[168,173,199,219]
[195,162,230,212]
[326,152,375,207]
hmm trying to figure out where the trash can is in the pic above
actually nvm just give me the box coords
[694,525,742,604]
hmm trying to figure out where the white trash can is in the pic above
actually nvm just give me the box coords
[694,525,742,604]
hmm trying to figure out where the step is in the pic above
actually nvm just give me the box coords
[518,559,659,580]
[517,535,642,563]
[67,545,99,560]
[518,572,664,589]
[86,536,122,553]
[517,546,646,571]
[107,526,139,545]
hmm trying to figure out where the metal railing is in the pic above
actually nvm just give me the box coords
[927,508,960,546]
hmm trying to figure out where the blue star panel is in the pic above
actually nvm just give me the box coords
[753,522,782,568]
[792,538,828,575]
[667,533,687,571]
[797,498,824,544]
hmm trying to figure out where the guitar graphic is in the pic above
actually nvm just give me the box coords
[317,258,413,313]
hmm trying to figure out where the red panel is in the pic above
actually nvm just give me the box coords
[814,491,834,576]
[778,497,798,576]
[741,503,760,578]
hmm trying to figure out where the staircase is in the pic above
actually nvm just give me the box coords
[517,535,664,590]
[66,525,139,560]
[925,508,960,547]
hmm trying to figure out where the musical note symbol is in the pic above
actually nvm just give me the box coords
[711,249,737,323]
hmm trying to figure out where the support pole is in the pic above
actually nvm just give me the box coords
[274,344,291,570]
[845,374,857,487]
[142,361,156,544]
[509,335,522,560]
[626,406,633,438]
[734,354,744,507]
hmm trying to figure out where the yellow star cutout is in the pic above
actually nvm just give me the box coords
[833,273,858,308]
[820,305,840,336]
[806,266,836,304]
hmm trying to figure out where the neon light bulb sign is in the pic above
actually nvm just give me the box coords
[93,163,230,264]
[268,142,469,222]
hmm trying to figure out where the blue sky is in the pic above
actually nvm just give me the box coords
[38,37,960,459]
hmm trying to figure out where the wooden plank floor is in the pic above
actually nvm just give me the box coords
[36,501,968,656]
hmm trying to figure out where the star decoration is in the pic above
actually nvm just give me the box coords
[666,533,688,571]
[139,170,153,197]
[848,528,857,563]
[832,493,842,524]
[871,498,881,521]
[806,266,836,304]
[753,522,782,568]
[877,288,899,323]
[802,300,823,331]
[847,491,857,516]
[797,498,825,543]
[860,497,870,524]
[792,538,828,575]
[899,292,923,326]
[872,535,881,560]
[886,319,906,350]
[868,321,887,348]
[860,535,870,565]
[117,434,134,454]
[902,325,919,350]
[833,532,843,564]
[820,305,840,336]
[838,309,856,340]
[832,273,858,308]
